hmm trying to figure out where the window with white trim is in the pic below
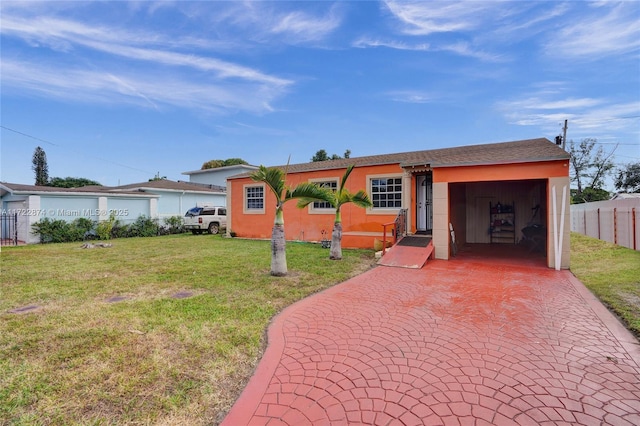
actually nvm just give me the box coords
[245,185,264,211]
[312,180,337,210]
[371,177,402,208]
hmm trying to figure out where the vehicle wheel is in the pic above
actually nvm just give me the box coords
[208,223,219,235]
[191,230,198,235]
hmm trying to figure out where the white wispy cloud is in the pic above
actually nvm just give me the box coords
[352,37,430,51]
[386,90,435,104]
[352,36,503,62]
[0,7,293,113]
[376,1,517,61]
[504,97,603,111]
[270,7,342,42]
[382,0,501,35]
[1,59,284,114]
[2,15,288,86]
[545,2,640,59]
[498,88,640,139]
[206,1,343,45]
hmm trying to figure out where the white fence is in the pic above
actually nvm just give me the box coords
[571,198,639,251]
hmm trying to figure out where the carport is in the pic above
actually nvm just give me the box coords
[449,179,548,257]
[425,142,571,269]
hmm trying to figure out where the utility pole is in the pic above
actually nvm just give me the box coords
[562,119,568,151]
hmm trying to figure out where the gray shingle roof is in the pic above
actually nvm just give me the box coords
[0,179,224,196]
[228,138,569,179]
[114,180,225,193]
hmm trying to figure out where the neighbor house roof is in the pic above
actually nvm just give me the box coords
[113,179,225,193]
[182,163,258,176]
[228,138,570,179]
[0,179,224,197]
[0,182,153,198]
[611,193,640,200]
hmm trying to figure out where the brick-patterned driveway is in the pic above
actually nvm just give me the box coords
[222,259,640,425]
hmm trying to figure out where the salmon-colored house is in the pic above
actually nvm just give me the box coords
[226,138,571,269]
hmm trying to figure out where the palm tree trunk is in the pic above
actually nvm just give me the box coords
[270,207,287,276]
[329,222,342,260]
[270,223,287,276]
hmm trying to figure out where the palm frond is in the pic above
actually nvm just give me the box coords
[339,164,355,193]
[288,182,334,203]
[351,190,373,208]
[251,165,285,201]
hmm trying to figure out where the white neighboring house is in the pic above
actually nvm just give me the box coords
[111,179,226,221]
[182,164,258,187]
[0,180,224,244]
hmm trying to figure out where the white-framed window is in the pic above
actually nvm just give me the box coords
[309,179,338,212]
[244,184,265,214]
[370,176,403,210]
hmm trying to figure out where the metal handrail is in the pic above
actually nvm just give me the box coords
[381,209,407,254]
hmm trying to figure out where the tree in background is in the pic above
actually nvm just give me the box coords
[49,177,102,188]
[250,164,331,276]
[149,172,166,181]
[32,146,49,185]
[569,138,616,203]
[201,158,248,170]
[311,149,351,162]
[298,165,371,260]
[615,162,640,193]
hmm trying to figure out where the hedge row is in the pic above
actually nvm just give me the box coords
[31,215,185,244]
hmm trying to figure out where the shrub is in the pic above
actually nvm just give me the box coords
[163,215,185,234]
[96,212,117,240]
[31,214,175,243]
[72,217,96,240]
[32,218,71,243]
[128,215,160,237]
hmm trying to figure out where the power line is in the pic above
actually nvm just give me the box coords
[1,125,60,147]
[1,125,155,176]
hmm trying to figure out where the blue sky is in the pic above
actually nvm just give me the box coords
[1,1,639,188]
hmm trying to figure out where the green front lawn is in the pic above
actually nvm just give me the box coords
[570,232,640,338]
[0,235,375,425]
[2,232,638,425]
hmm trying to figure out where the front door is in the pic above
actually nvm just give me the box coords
[416,174,433,232]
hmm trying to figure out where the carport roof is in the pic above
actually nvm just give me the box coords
[227,138,569,178]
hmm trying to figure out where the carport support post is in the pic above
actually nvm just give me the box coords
[552,185,567,271]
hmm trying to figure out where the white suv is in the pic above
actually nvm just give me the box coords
[184,206,227,235]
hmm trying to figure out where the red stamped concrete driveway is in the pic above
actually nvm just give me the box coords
[222,258,640,425]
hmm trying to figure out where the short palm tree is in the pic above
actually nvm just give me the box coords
[251,164,331,276]
[298,165,372,260]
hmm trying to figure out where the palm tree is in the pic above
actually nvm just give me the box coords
[298,165,372,260]
[250,164,331,276]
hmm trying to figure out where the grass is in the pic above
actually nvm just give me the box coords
[0,234,376,425]
[2,232,638,424]
[570,232,640,339]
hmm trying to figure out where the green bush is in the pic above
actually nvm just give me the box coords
[72,217,96,240]
[128,215,160,237]
[32,214,178,243]
[163,216,185,234]
[32,218,71,243]
[96,212,117,240]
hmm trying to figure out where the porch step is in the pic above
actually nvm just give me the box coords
[377,239,434,269]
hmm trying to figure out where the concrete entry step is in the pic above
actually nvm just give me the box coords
[377,237,434,268]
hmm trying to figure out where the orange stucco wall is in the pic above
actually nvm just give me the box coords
[228,164,403,248]
[229,159,569,250]
[433,160,569,183]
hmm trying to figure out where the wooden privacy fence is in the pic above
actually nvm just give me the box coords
[570,198,639,251]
